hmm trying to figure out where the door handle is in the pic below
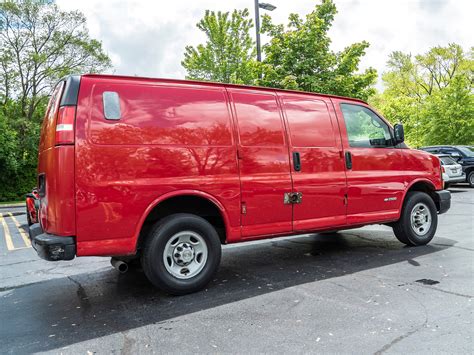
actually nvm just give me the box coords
[345,151,352,170]
[293,152,301,172]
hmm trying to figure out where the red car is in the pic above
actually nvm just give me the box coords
[29,74,450,295]
[26,188,39,226]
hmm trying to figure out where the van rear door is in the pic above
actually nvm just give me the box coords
[279,93,347,231]
[37,76,79,236]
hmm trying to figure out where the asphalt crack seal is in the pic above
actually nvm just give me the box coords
[415,279,440,286]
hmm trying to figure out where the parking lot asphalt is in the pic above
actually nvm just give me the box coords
[0,186,473,354]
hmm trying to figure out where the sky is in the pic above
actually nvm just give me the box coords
[56,0,473,88]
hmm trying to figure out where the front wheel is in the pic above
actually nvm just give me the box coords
[393,191,438,246]
[141,213,221,295]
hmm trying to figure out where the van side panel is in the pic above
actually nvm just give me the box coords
[74,77,241,256]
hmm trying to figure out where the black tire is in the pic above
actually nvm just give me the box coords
[141,213,221,295]
[393,191,438,246]
[468,171,474,188]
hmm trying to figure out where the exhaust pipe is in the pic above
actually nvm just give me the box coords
[111,258,129,274]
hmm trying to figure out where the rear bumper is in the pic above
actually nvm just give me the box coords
[434,190,451,215]
[445,173,466,183]
[28,223,76,261]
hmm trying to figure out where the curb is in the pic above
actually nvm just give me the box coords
[0,211,26,217]
[0,203,24,209]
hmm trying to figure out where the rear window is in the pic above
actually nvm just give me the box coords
[439,156,457,165]
[90,84,232,146]
[39,81,65,151]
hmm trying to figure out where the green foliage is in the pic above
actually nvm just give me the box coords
[259,0,377,100]
[182,1,377,100]
[0,0,111,201]
[182,9,256,84]
[370,44,473,147]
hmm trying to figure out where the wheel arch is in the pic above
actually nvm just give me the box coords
[133,190,231,254]
[403,179,441,212]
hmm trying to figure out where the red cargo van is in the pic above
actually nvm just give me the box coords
[29,74,450,294]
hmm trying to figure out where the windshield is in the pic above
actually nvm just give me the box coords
[458,146,474,157]
[439,156,457,165]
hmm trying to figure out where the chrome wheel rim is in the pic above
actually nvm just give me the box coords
[410,203,432,236]
[163,231,208,279]
[470,174,474,185]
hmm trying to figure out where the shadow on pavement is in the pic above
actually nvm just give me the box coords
[0,230,456,353]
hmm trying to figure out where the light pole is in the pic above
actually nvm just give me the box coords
[254,1,276,62]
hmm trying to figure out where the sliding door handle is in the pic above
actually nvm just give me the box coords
[345,151,352,170]
[293,152,301,172]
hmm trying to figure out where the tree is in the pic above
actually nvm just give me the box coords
[259,0,377,100]
[0,0,111,120]
[182,1,377,101]
[0,0,111,201]
[370,44,473,147]
[182,9,256,84]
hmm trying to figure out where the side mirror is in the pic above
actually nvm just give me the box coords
[393,123,405,144]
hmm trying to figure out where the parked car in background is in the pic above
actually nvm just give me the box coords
[29,74,450,295]
[25,188,39,226]
[437,155,465,189]
[420,146,474,187]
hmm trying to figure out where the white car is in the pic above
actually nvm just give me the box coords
[437,154,465,188]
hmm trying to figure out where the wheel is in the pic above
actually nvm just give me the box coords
[468,171,474,188]
[141,213,221,295]
[393,191,438,246]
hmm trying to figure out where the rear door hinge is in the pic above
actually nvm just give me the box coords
[284,192,303,204]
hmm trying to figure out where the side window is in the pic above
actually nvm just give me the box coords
[340,104,393,148]
[282,97,335,147]
[231,91,285,146]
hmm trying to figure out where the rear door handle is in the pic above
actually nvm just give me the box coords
[345,151,352,170]
[293,152,301,172]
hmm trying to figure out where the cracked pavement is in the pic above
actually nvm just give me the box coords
[0,186,472,354]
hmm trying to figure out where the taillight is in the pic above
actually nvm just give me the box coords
[441,166,445,173]
[55,106,76,145]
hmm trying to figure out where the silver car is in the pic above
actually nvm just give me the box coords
[437,154,465,188]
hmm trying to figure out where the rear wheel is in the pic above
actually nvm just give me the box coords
[468,171,474,188]
[393,191,437,246]
[141,213,221,295]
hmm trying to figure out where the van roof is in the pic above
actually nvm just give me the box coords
[80,74,368,104]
